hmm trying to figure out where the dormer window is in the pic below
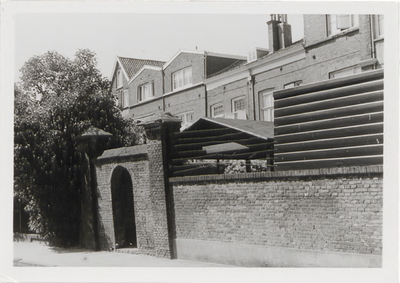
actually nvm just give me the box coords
[172,67,192,91]
[327,15,359,36]
[116,69,123,89]
[138,82,154,102]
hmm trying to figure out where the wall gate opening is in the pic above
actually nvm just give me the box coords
[111,166,137,249]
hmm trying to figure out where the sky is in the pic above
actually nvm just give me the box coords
[14,12,304,82]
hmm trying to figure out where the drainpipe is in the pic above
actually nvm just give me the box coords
[204,85,208,117]
[369,15,377,69]
[251,74,256,120]
[161,69,166,111]
[204,54,208,117]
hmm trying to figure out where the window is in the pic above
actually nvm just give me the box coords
[116,69,123,89]
[121,90,129,108]
[260,89,274,122]
[177,111,195,130]
[231,96,246,120]
[329,66,361,79]
[372,15,384,66]
[327,15,359,36]
[211,103,224,118]
[138,82,154,102]
[172,67,192,90]
[284,81,302,89]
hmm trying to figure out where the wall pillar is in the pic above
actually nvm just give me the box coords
[140,111,182,258]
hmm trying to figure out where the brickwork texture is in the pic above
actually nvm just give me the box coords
[171,172,382,255]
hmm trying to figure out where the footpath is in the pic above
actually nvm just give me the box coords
[13,241,231,267]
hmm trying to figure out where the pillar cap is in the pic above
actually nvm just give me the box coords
[74,126,113,142]
[138,111,182,127]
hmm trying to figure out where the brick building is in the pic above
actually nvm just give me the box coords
[94,14,384,267]
[110,14,384,127]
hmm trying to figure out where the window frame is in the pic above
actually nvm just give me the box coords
[283,81,302,90]
[372,14,384,66]
[116,69,123,89]
[329,66,361,79]
[327,14,359,36]
[177,111,195,129]
[120,89,129,109]
[137,82,154,102]
[172,66,193,91]
[260,89,275,122]
[231,96,246,113]
[211,103,224,118]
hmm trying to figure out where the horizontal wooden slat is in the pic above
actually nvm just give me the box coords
[275,90,383,117]
[274,101,383,126]
[273,69,383,100]
[172,150,274,164]
[275,134,383,153]
[176,131,250,144]
[173,165,218,177]
[275,80,383,108]
[275,156,383,171]
[174,137,264,151]
[275,123,383,144]
[275,145,383,162]
[275,112,383,135]
[174,127,232,138]
[176,149,207,159]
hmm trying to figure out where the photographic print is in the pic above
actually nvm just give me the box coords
[1,1,398,283]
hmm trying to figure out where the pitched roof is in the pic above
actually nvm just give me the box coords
[207,59,247,78]
[187,117,274,140]
[117,57,165,80]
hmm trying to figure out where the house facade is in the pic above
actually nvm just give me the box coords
[110,14,384,128]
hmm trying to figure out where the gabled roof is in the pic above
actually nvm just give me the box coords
[110,56,165,82]
[187,117,274,140]
[163,49,247,70]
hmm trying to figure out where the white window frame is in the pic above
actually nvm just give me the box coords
[372,15,384,66]
[172,67,192,91]
[177,111,195,130]
[260,89,274,122]
[284,81,302,89]
[137,82,154,102]
[211,103,224,118]
[327,14,359,36]
[121,89,129,108]
[116,69,123,89]
[231,96,246,120]
[329,66,361,79]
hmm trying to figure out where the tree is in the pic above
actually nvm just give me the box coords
[14,49,143,247]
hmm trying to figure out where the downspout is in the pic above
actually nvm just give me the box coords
[251,74,256,120]
[204,85,208,117]
[369,15,377,69]
[204,53,208,117]
[162,69,166,111]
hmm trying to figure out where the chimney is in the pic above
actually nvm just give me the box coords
[267,14,292,53]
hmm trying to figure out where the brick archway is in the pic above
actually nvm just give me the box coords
[110,165,137,249]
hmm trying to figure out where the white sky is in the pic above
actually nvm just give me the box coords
[14,13,304,81]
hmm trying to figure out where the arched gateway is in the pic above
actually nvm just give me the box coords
[110,166,137,249]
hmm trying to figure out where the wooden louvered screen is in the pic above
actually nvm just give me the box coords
[171,125,274,177]
[273,69,384,171]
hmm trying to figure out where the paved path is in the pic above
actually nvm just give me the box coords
[14,241,231,267]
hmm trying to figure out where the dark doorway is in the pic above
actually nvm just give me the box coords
[111,166,137,249]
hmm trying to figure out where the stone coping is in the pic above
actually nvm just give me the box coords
[169,165,383,184]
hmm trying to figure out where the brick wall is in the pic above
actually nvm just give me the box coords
[128,68,164,105]
[207,78,250,118]
[164,85,206,121]
[164,52,205,92]
[95,142,171,258]
[170,166,382,257]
